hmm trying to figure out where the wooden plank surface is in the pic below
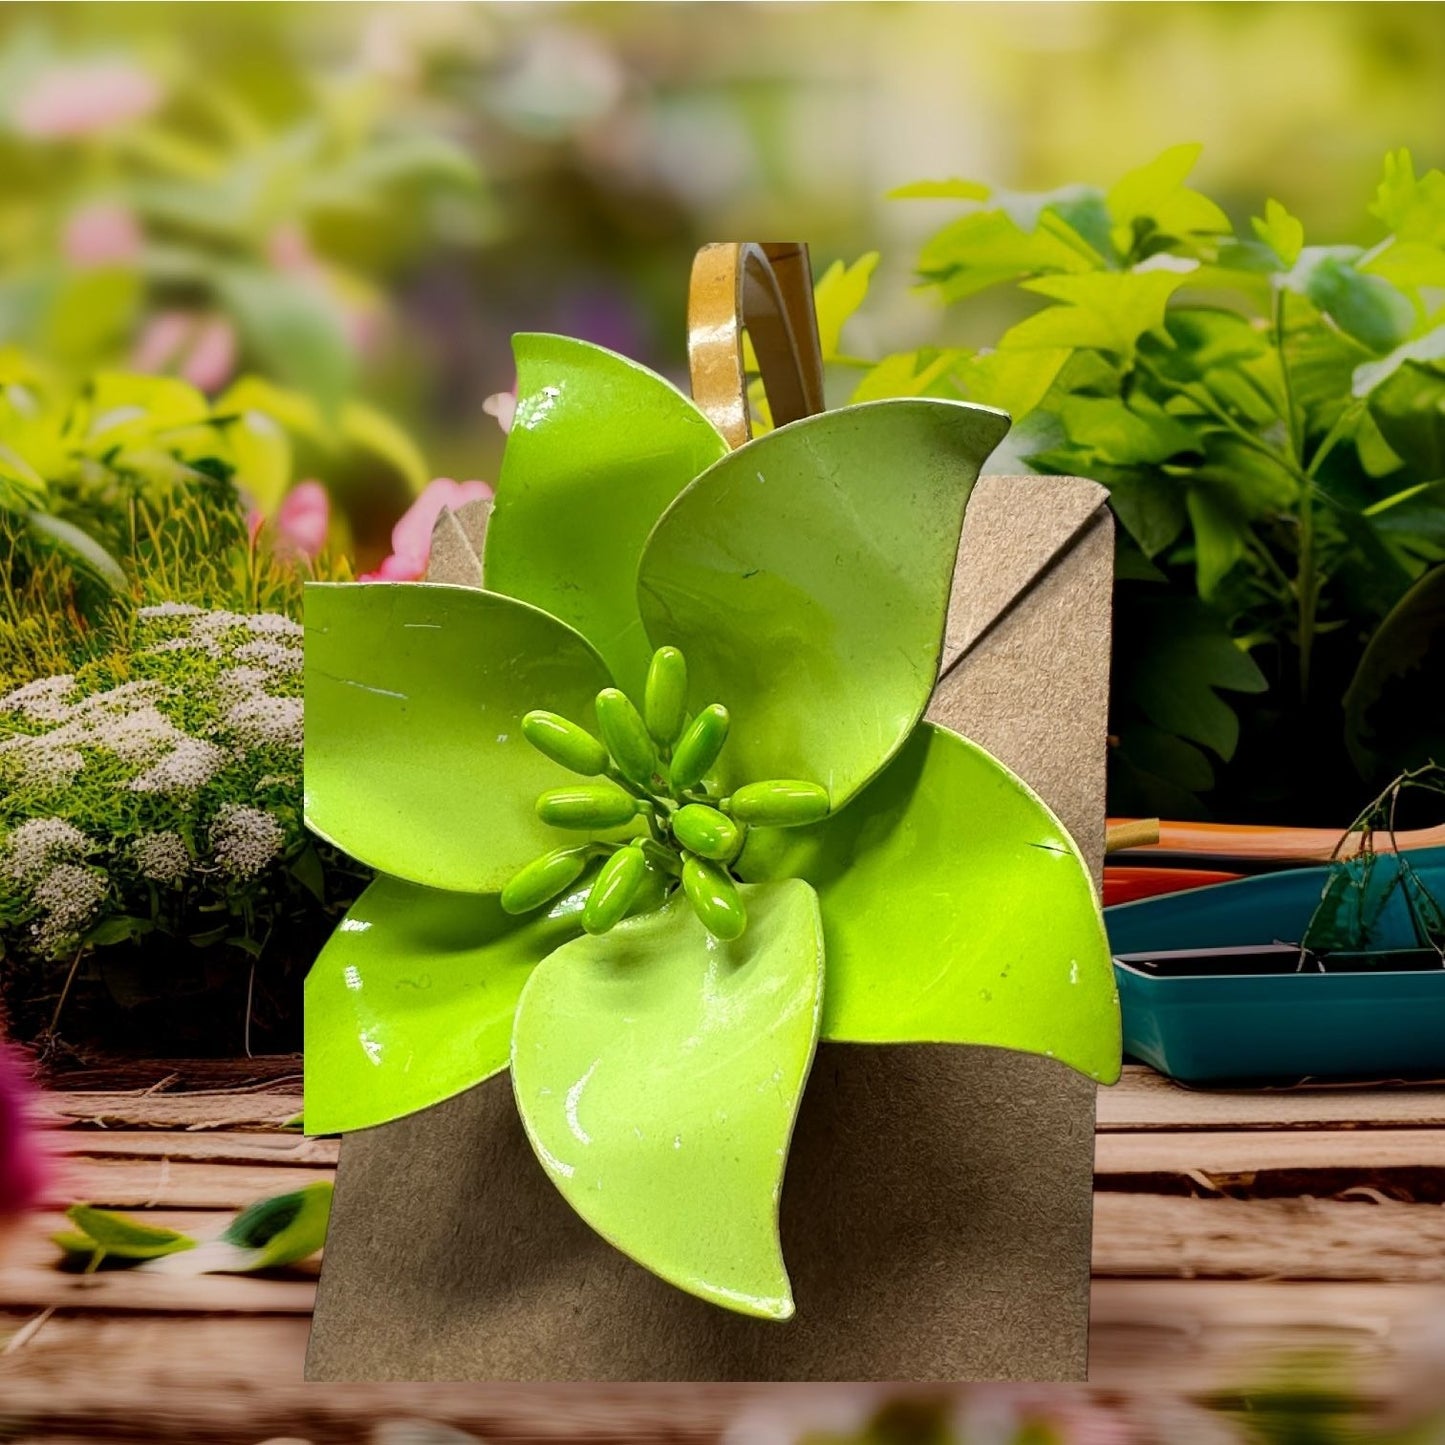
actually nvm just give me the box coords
[1092,1193,1445,1281]
[1095,1126,1445,1177]
[52,1124,1445,1176]
[1,1282,1438,1433]
[39,1069,1445,1135]
[49,1157,336,1209]
[57,1131,338,1166]
[1097,1065,1445,1131]
[4,1067,1441,1435]
[38,1091,303,1133]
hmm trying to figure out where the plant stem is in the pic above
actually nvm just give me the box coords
[1273,286,1315,701]
[47,946,86,1038]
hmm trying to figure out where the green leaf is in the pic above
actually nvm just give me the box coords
[954,347,1070,419]
[849,349,966,404]
[1344,565,1445,780]
[1185,484,1250,598]
[87,372,211,441]
[1368,361,1445,477]
[1116,595,1267,759]
[216,1182,332,1270]
[55,1205,197,1263]
[1365,479,1445,554]
[1361,240,1445,292]
[219,407,292,514]
[216,267,355,417]
[1370,149,1445,245]
[1057,394,1198,467]
[1107,144,1203,224]
[25,512,129,592]
[0,442,49,507]
[736,723,1119,1083]
[511,880,824,1320]
[1252,199,1305,266]
[888,179,992,201]
[1353,327,1445,398]
[484,335,729,698]
[996,185,1115,260]
[812,252,878,361]
[303,581,618,894]
[1106,472,1189,557]
[1109,722,1213,803]
[1285,249,1414,354]
[340,399,430,495]
[215,376,329,445]
[85,916,154,947]
[637,399,1009,812]
[1106,144,1231,243]
[289,843,327,905]
[918,212,1096,302]
[304,875,592,1134]
[1007,271,1190,358]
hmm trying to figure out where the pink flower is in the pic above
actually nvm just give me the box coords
[247,481,331,560]
[130,312,237,393]
[181,316,237,393]
[362,478,493,581]
[131,311,192,374]
[0,1045,47,1220]
[276,481,331,559]
[13,60,161,140]
[266,222,317,275]
[483,388,517,435]
[62,201,143,268]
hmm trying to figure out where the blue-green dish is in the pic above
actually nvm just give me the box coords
[1106,849,1445,1083]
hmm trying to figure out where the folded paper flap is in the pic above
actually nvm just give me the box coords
[425,498,493,589]
[942,475,1109,676]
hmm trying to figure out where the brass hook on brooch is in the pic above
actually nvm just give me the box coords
[687,241,826,451]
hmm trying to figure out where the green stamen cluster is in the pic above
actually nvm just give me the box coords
[500,646,829,941]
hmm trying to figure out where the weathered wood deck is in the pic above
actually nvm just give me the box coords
[2,1062,1442,1442]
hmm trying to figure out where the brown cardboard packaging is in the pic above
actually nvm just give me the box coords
[306,474,1114,1382]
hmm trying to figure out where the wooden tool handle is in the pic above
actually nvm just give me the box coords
[1105,818,1162,854]
[687,241,826,450]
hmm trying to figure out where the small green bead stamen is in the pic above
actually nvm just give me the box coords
[516,646,828,942]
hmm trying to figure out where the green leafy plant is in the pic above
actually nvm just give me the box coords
[826,147,1445,820]
[303,334,1120,1319]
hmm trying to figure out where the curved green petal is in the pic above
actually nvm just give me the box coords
[304,581,619,893]
[484,335,729,698]
[510,879,824,1319]
[305,874,592,1135]
[637,399,1009,810]
[738,722,1120,1083]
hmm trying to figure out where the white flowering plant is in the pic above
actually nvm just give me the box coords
[0,603,368,1051]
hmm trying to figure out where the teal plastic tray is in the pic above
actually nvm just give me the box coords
[1105,849,1445,1083]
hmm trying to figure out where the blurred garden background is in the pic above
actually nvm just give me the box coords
[0,0,1443,1052]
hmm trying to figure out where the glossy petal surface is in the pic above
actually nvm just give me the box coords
[637,399,1009,809]
[739,722,1120,1083]
[304,581,616,893]
[511,880,824,1319]
[485,335,729,698]
[305,875,593,1134]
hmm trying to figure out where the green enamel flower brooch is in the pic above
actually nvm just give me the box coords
[303,334,1121,1320]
